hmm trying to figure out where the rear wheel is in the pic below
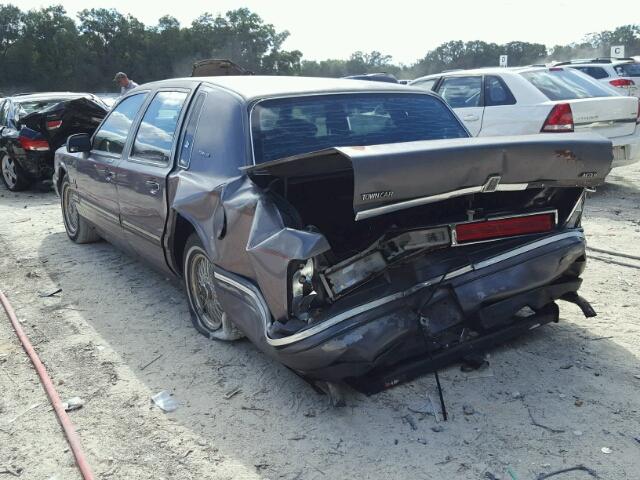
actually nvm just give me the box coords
[60,175,100,243]
[1,153,30,191]
[183,233,243,341]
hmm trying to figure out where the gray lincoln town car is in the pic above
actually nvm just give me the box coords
[54,76,611,395]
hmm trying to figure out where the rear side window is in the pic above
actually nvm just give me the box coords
[571,66,609,80]
[614,63,640,77]
[436,76,482,108]
[178,92,207,168]
[93,94,146,155]
[520,69,615,100]
[411,78,439,91]
[131,91,188,164]
[484,75,516,106]
[251,93,468,164]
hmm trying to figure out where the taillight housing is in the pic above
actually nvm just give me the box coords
[541,103,574,133]
[46,119,62,130]
[609,78,635,87]
[455,212,556,244]
[18,136,50,151]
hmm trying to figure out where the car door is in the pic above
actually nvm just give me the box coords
[116,89,190,273]
[474,74,521,136]
[435,76,484,135]
[75,93,147,241]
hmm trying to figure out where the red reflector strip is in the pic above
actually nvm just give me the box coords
[455,213,555,243]
[18,136,50,151]
[46,120,62,129]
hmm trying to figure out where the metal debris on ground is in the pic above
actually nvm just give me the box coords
[224,386,241,400]
[63,396,84,412]
[535,465,599,479]
[151,391,178,412]
[139,353,163,371]
[38,288,62,298]
[527,408,565,434]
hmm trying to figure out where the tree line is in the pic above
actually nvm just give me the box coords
[1,4,639,93]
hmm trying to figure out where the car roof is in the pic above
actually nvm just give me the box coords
[8,92,92,103]
[139,76,421,101]
[411,65,580,83]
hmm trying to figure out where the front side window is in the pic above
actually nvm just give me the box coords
[131,91,188,163]
[93,94,146,155]
[436,76,482,108]
[484,75,516,106]
[251,93,468,164]
[411,78,439,91]
[520,69,615,101]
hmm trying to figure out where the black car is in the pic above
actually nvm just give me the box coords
[0,93,107,191]
[54,76,611,397]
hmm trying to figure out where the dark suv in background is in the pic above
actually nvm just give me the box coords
[0,92,107,191]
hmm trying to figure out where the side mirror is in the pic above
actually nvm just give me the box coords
[67,133,91,153]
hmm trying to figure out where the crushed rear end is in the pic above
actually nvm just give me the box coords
[210,133,611,390]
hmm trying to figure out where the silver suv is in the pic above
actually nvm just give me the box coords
[555,58,640,97]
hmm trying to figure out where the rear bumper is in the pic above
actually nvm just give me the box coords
[215,230,587,384]
[611,127,640,168]
[16,151,54,182]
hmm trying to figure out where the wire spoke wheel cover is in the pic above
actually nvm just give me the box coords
[62,183,80,236]
[188,251,224,332]
[1,154,18,189]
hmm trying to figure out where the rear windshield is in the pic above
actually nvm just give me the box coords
[15,99,72,119]
[520,69,616,100]
[251,93,468,164]
[614,63,640,78]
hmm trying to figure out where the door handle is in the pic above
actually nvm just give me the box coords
[145,180,160,195]
[104,170,114,182]
[463,114,480,121]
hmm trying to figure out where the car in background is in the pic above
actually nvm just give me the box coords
[344,73,399,83]
[410,66,640,168]
[554,58,640,97]
[0,92,108,191]
[54,76,610,394]
[191,58,250,76]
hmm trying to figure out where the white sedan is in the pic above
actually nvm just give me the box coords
[410,66,640,168]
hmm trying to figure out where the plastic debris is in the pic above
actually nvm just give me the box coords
[38,288,62,298]
[63,397,84,412]
[224,386,242,400]
[151,391,178,412]
[512,391,524,400]
[573,430,583,436]
[601,447,612,454]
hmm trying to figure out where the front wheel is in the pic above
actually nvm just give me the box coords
[1,153,30,191]
[183,233,243,341]
[60,175,100,243]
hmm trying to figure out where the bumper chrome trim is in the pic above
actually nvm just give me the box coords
[355,183,529,221]
[215,230,585,347]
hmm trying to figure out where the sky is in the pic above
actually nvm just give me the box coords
[13,0,639,64]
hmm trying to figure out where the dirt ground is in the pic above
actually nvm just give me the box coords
[0,164,639,480]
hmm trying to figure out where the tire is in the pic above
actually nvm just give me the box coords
[183,233,243,341]
[1,152,30,191]
[60,174,100,244]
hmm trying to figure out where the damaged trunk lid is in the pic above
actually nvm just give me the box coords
[245,133,612,221]
[20,97,108,151]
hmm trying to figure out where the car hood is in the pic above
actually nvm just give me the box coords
[243,133,612,221]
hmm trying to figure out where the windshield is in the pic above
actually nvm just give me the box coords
[520,69,616,101]
[614,62,640,78]
[251,93,468,164]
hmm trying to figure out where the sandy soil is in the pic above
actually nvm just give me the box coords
[0,164,639,480]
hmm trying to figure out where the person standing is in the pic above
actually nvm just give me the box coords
[114,72,139,96]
